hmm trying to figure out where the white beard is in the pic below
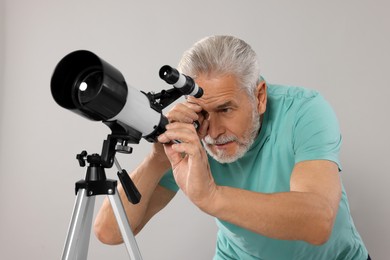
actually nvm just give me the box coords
[202,108,261,164]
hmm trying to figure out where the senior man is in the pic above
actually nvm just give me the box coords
[95,35,369,260]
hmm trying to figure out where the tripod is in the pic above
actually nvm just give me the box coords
[61,122,144,260]
[59,85,191,259]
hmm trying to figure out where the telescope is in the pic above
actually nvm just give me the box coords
[50,50,203,143]
[51,50,203,260]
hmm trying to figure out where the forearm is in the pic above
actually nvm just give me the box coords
[94,153,170,244]
[204,186,337,245]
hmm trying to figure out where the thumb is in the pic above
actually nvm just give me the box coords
[198,119,209,139]
[163,143,184,166]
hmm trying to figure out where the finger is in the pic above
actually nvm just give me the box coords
[183,102,203,112]
[162,143,185,164]
[198,119,209,139]
[160,122,200,144]
[195,110,205,125]
[171,140,204,158]
[166,121,198,131]
[157,133,171,144]
[166,103,200,123]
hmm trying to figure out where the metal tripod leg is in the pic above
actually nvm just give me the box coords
[62,189,95,260]
[61,187,142,260]
[108,189,142,260]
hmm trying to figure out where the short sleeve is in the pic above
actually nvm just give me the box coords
[293,94,342,170]
[159,169,180,192]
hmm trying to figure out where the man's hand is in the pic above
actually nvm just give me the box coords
[158,102,216,211]
[149,102,204,168]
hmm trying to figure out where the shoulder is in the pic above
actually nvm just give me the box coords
[266,83,334,118]
[267,83,320,101]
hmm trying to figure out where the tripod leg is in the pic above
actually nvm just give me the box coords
[77,192,95,260]
[62,189,96,260]
[108,189,143,260]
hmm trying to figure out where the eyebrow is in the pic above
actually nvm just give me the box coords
[186,100,237,112]
[215,101,236,110]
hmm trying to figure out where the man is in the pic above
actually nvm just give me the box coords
[94,35,369,259]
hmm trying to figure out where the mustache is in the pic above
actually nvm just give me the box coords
[203,135,238,145]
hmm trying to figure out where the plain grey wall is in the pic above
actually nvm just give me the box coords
[0,0,4,136]
[0,0,389,259]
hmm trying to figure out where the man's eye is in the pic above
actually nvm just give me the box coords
[220,108,232,113]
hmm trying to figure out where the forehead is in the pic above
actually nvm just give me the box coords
[187,74,244,109]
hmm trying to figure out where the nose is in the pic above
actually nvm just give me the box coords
[207,114,225,139]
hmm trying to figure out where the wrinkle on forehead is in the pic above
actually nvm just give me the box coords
[187,74,244,110]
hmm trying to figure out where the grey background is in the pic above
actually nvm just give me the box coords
[0,0,389,259]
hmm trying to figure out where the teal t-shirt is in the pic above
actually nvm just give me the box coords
[159,84,368,260]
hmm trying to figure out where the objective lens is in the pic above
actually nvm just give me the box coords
[76,69,103,105]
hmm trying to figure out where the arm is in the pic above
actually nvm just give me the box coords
[94,145,176,245]
[205,160,341,245]
[94,102,202,245]
[158,122,341,245]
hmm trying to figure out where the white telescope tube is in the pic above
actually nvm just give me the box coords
[109,85,161,137]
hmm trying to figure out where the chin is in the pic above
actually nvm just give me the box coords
[205,145,245,164]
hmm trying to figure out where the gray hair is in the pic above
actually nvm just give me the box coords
[178,35,261,99]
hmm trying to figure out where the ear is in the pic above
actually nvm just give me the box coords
[255,81,267,114]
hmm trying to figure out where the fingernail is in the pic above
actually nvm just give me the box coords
[185,117,193,123]
[157,134,165,142]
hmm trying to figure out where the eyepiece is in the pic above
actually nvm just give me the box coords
[159,65,180,85]
[159,65,203,98]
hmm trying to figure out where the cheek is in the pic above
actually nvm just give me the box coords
[225,111,254,137]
